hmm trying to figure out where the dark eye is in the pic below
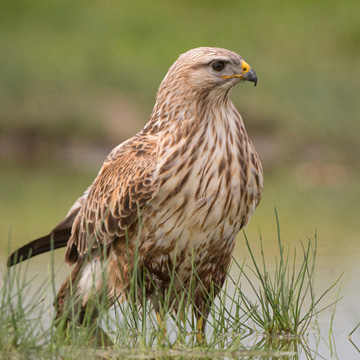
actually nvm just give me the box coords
[211,61,225,72]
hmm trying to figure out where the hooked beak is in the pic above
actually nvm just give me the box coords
[242,68,257,87]
[221,60,258,87]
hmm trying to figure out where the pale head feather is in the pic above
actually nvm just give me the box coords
[146,47,253,133]
[158,47,249,97]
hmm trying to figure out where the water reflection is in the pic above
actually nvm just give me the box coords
[349,338,360,355]
[246,336,310,359]
[51,332,351,359]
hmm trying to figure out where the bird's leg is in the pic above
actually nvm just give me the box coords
[156,310,167,334]
[153,283,168,334]
[192,305,209,344]
[196,316,204,343]
[194,294,211,345]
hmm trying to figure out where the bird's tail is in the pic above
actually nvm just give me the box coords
[7,202,81,267]
[7,229,71,267]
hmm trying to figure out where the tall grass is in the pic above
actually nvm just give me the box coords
[229,211,343,336]
[0,217,342,358]
[0,245,49,353]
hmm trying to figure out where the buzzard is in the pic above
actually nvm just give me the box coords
[8,47,263,335]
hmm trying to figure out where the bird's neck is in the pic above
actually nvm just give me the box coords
[143,88,240,137]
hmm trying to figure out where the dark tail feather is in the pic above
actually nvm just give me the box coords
[7,228,71,267]
[7,201,82,267]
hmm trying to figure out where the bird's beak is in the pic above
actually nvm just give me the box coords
[242,67,258,87]
[221,60,258,87]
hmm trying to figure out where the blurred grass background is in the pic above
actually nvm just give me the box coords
[1,0,359,251]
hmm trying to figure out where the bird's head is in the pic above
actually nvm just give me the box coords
[159,47,257,99]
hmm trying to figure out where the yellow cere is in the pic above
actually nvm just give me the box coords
[221,60,251,79]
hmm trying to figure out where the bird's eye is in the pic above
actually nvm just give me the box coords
[211,61,225,72]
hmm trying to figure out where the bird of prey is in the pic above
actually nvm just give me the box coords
[8,47,263,335]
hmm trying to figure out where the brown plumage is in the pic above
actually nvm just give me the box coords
[8,47,263,331]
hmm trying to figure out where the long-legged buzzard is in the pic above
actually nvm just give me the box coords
[8,47,263,335]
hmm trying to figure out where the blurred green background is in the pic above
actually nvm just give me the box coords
[1,0,359,250]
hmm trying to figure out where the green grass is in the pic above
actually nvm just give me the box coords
[233,211,342,335]
[0,252,49,353]
[350,322,360,337]
[0,214,341,359]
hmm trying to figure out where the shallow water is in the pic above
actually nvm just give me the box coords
[1,164,359,358]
